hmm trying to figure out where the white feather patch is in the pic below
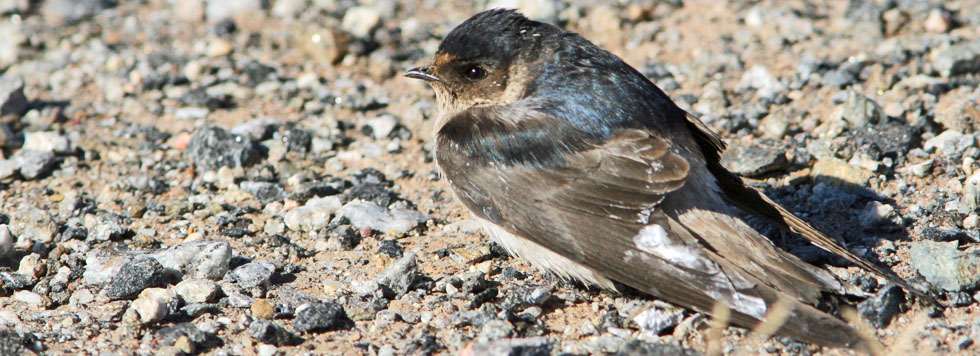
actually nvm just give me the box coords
[633,224,715,273]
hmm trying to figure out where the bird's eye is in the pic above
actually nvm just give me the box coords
[462,65,487,81]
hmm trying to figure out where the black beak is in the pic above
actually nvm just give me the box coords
[404,66,440,82]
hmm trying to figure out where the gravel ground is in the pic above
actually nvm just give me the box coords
[1,0,979,355]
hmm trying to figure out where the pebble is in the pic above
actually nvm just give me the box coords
[248,319,301,346]
[465,337,551,356]
[240,181,286,203]
[293,301,350,333]
[376,252,419,298]
[156,323,207,353]
[486,0,560,22]
[736,65,786,101]
[614,339,701,356]
[251,299,275,319]
[205,0,262,22]
[283,196,343,232]
[132,288,178,324]
[0,76,27,117]
[105,256,168,300]
[908,240,980,292]
[40,0,114,25]
[90,213,127,241]
[841,89,884,128]
[962,171,980,212]
[932,40,980,77]
[859,201,895,230]
[226,261,276,290]
[324,225,361,251]
[857,285,904,328]
[11,149,58,180]
[257,344,279,356]
[336,201,430,235]
[811,156,873,188]
[365,115,398,139]
[150,239,233,280]
[12,290,42,305]
[174,278,219,304]
[0,225,13,258]
[184,126,263,170]
[22,131,70,154]
[719,139,788,177]
[341,6,381,38]
[633,306,685,337]
[923,130,975,156]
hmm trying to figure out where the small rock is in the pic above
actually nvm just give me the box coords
[920,226,979,243]
[841,89,884,128]
[132,288,178,324]
[377,239,403,258]
[633,306,685,337]
[226,261,275,290]
[248,319,301,346]
[174,278,219,304]
[90,213,127,241]
[184,126,263,171]
[150,239,233,280]
[485,0,560,22]
[324,225,361,251]
[205,0,262,22]
[923,130,975,156]
[39,0,114,25]
[0,225,13,258]
[859,201,895,230]
[106,257,168,300]
[477,320,515,342]
[720,139,788,177]
[156,323,208,352]
[283,196,343,232]
[924,9,951,33]
[232,118,282,141]
[821,69,857,88]
[365,115,398,140]
[257,344,278,356]
[857,285,905,328]
[812,156,874,188]
[9,205,56,244]
[0,76,27,117]
[376,252,419,298]
[293,301,350,333]
[251,299,275,319]
[908,240,980,292]
[11,290,42,305]
[337,201,430,235]
[736,65,786,101]
[23,131,70,154]
[614,339,702,356]
[240,181,286,203]
[11,149,58,180]
[932,40,980,77]
[341,6,381,38]
[467,337,551,356]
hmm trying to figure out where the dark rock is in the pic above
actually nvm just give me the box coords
[920,226,980,243]
[469,337,551,356]
[720,139,789,177]
[842,89,884,128]
[948,291,974,307]
[500,267,526,281]
[325,225,360,251]
[105,257,168,300]
[288,180,344,202]
[0,273,34,291]
[239,181,286,203]
[468,288,498,309]
[857,285,905,328]
[275,127,312,153]
[615,339,702,356]
[156,322,207,349]
[184,126,263,171]
[345,183,398,207]
[293,301,351,333]
[247,319,302,346]
[377,239,403,258]
[181,303,220,318]
[376,252,419,298]
[0,76,27,117]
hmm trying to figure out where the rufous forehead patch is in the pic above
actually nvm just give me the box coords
[434,52,456,66]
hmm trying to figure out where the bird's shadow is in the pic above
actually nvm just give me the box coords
[746,174,910,270]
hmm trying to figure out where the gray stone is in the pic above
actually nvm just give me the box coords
[365,115,398,139]
[11,149,58,180]
[174,278,219,304]
[0,76,27,116]
[105,257,168,300]
[150,239,233,280]
[376,252,419,298]
[736,65,786,100]
[923,130,975,156]
[231,118,282,141]
[469,337,551,356]
[615,339,702,356]
[633,306,685,337]
[132,288,178,324]
[842,89,884,127]
[337,201,430,235]
[283,196,343,232]
[9,205,56,244]
[90,213,127,241]
[40,0,115,25]
[341,6,381,38]
[908,240,980,292]
[720,139,788,177]
[857,285,905,328]
[184,126,263,171]
[240,181,286,203]
[156,323,208,350]
[932,40,980,77]
[821,69,857,88]
[293,301,350,333]
[0,225,11,258]
[226,261,275,290]
[477,320,515,343]
[247,319,301,346]
[206,0,262,22]
[962,171,980,213]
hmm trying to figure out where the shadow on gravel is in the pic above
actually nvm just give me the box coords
[748,175,910,270]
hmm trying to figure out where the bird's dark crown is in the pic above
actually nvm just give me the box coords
[436,9,552,66]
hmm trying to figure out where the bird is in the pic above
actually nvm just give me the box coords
[405,9,932,351]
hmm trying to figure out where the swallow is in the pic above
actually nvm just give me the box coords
[406,9,932,350]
